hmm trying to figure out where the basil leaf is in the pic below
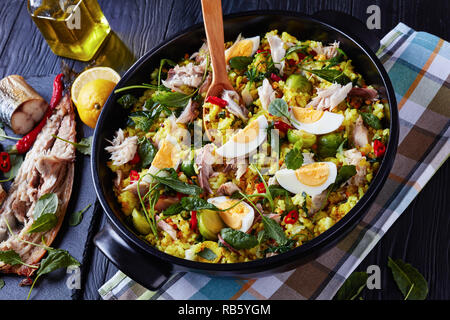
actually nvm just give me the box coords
[162,197,219,216]
[229,56,253,70]
[285,148,304,169]
[69,204,92,227]
[196,247,217,261]
[151,175,203,196]
[388,257,428,300]
[34,193,58,220]
[138,138,157,168]
[0,279,4,290]
[360,112,382,130]
[0,250,24,266]
[117,94,137,109]
[304,69,351,85]
[220,228,258,250]
[262,216,288,246]
[334,271,368,300]
[28,214,58,233]
[152,91,190,108]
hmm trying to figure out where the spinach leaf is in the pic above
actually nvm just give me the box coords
[152,91,190,108]
[151,174,203,196]
[360,112,382,130]
[34,193,58,220]
[220,228,258,250]
[262,215,288,246]
[52,135,92,155]
[69,203,92,227]
[303,68,351,85]
[196,247,217,261]
[0,250,25,266]
[388,257,428,300]
[117,94,137,109]
[28,214,58,233]
[334,272,368,300]
[229,56,253,70]
[138,138,157,168]
[285,147,304,170]
[162,196,219,216]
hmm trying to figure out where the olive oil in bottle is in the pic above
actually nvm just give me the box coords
[27,0,111,61]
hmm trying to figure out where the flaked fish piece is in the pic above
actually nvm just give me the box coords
[267,35,286,76]
[312,41,340,59]
[349,87,379,101]
[306,83,352,111]
[352,115,369,148]
[0,75,48,135]
[105,128,138,166]
[162,63,205,93]
[217,182,241,196]
[343,148,367,187]
[221,90,249,121]
[194,143,217,194]
[257,78,276,111]
[176,99,199,124]
[0,95,76,277]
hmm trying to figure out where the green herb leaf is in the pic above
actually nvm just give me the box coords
[117,94,137,109]
[69,203,92,227]
[257,230,267,244]
[152,91,190,108]
[151,174,203,196]
[220,228,258,250]
[301,191,309,216]
[334,272,368,300]
[158,59,177,86]
[333,165,357,191]
[52,135,92,155]
[268,98,290,119]
[34,193,58,220]
[0,153,23,182]
[196,247,217,261]
[285,147,304,169]
[324,53,345,69]
[262,216,288,246]
[0,250,25,266]
[28,214,58,233]
[388,257,428,300]
[229,56,253,70]
[283,44,308,60]
[303,68,351,85]
[36,248,80,277]
[138,138,157,168]
[163,196,219,216]
[361,112,382,130]
[265,239,295,254]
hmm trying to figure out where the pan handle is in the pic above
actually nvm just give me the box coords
[94,223,172,291]
[312,10,380,52]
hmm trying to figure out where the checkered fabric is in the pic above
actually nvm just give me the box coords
[99,23,450,300]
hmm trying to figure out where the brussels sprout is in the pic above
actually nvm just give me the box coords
[285,74,312,94]
[317,132,344,158]
[131,209,151,235]
[287,129,317,148]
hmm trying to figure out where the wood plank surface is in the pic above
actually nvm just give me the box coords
[0,0,448,300]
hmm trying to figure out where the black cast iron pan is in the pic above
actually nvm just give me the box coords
[92,10,399,291]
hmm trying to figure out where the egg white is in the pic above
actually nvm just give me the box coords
[216,115,268,159]
[291,109,344,135]
[275,162,337,196]
[207,196,255,233]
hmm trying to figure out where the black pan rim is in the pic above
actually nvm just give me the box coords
[91,10,399,273]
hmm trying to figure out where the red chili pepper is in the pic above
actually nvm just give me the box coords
[274,120,293,133]
[0,152,11,173]
[205,96,228,108]
[270,73,282,82]
[190,211,198,231]
[129,152,140,165]
[13,73,64,154]
[373,139,386,158]
[297,52,306,61]
[284,210,299,224]
[256,182,266,194]
[310,50,317,56]
[129,170,140,183]
[286,59,297,67]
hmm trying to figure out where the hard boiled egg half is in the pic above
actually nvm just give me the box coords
[275,162,337,196]
[290,107,344,135]
[142,136,180,183]
[225,35,260,62]
[216,115,268,159]
[207,196,255,233]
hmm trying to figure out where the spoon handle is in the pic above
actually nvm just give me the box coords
[201,0,228,87]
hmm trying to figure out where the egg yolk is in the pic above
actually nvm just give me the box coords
[295,163,329,186]
[151,139,178,169]
[216,200,249,229]
[232,119,259,144]
[292,107,324,124]
[225,40,254,62]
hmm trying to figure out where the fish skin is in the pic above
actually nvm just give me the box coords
[0,94,76,276]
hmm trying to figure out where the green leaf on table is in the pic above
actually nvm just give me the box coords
[196,247,217,261]
[387,257,428,300]
[117,94,137,109]
[303,68,351,85]
[334,271,368,300]
[0,250,24,266]
[34,193,58,220]
[69,203,92,227]
[220,228,258,250]
[229,56,253,70]
[360,112,382,130]
[28,214,58,233]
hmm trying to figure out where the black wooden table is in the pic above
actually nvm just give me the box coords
[0,0,448,300]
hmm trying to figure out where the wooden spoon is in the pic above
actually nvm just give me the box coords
[200,0,236,143]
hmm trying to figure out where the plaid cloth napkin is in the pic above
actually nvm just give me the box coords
[98,23,450,300]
